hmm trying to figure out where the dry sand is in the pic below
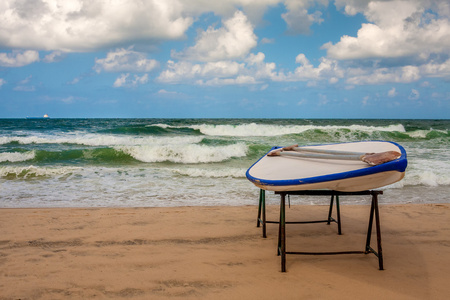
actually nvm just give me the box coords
[1,202,449,299]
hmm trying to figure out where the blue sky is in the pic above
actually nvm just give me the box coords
[0,0,449,119]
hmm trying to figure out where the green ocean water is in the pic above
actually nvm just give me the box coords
[0,118,449,207]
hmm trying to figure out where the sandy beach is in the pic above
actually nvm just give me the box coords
[1,202,449,300]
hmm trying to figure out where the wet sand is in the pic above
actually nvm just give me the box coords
[1,203,449,299]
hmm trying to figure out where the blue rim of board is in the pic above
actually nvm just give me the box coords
[246,141,408,188]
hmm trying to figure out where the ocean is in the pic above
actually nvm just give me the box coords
[0,118,449,208]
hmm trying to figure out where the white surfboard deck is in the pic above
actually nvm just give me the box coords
[246,141,407,192]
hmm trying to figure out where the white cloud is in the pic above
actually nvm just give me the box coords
[40,95,86,103]
[61,96,75,104]
[201,61,244,77]
[421,58,450,78]
[113,73,148,88]
[388,87,397,97]
[335,0,450,18]
[346,65,420,85]
[0,50,39,67]
[409,89,420,100]
[329,77,339,84]
[0,0,305,52]
[324,1,450,60]
[176,0,282,23]
[297,99,307,106]
[275,54,343,82]
[158,52,277,86]
[158,61,199,82]
[318,94,329,106]
[269,50,442,86]
[334,0,364,16]
[94,47,159,73]
[260,37,275,44]
[245,52,277,79]
[158,46,445,87]
[173,11,257,62]
[282,0,326,34]
[198,75,257,86]
[68,77,80,85]
[157,89,180,96]
[43,51,65,63]
[362,95,370,106]
[155,89,189,100]
[13,75,35,91]
[158,60,244,83]
[17,76,32,85]
[0,78,5,87]
[0,0,194,52]
[13,85,35,92]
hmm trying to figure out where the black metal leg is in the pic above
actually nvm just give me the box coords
[262,190,267,238]
[365,192,384,270]
[327,194,342,235]
[277,193,281,255]
[277,216,281,255]
[280,193,286,272]
[336,195,342,235]
[257,189,262,227]
[257,189,268,238]
[365,197,375,252]
[373,193,384,270]
[327,195,334,225]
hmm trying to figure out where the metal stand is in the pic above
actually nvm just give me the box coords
[257,189,341,238]
[276,190,384,272]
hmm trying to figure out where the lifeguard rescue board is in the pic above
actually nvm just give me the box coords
[246,141,407,192]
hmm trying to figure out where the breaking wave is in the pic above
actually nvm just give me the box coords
[0,134,204,147]
[0,151,35,163]
[117,143,248,164]
[185,123,407,137]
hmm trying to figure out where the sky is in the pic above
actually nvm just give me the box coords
[0,0,449,119]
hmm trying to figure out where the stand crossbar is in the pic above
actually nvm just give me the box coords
[257,189,342,238]
[274,190,384,272]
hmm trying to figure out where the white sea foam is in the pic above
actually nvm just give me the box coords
[171,167,246,178]
[117,143,248,163]
[0,165,82,178]
[0,165,257,208]
[148,123,170,128]
[155,123,406,137]
[407,130,430,138]
[0,133,203,146]
[406,128,448,139]
[403,169,450,187]
[0,151,35,163]
[398,153,450,187]
[0,123,409,145]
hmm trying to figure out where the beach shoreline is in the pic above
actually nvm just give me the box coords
[1,203,449,299]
